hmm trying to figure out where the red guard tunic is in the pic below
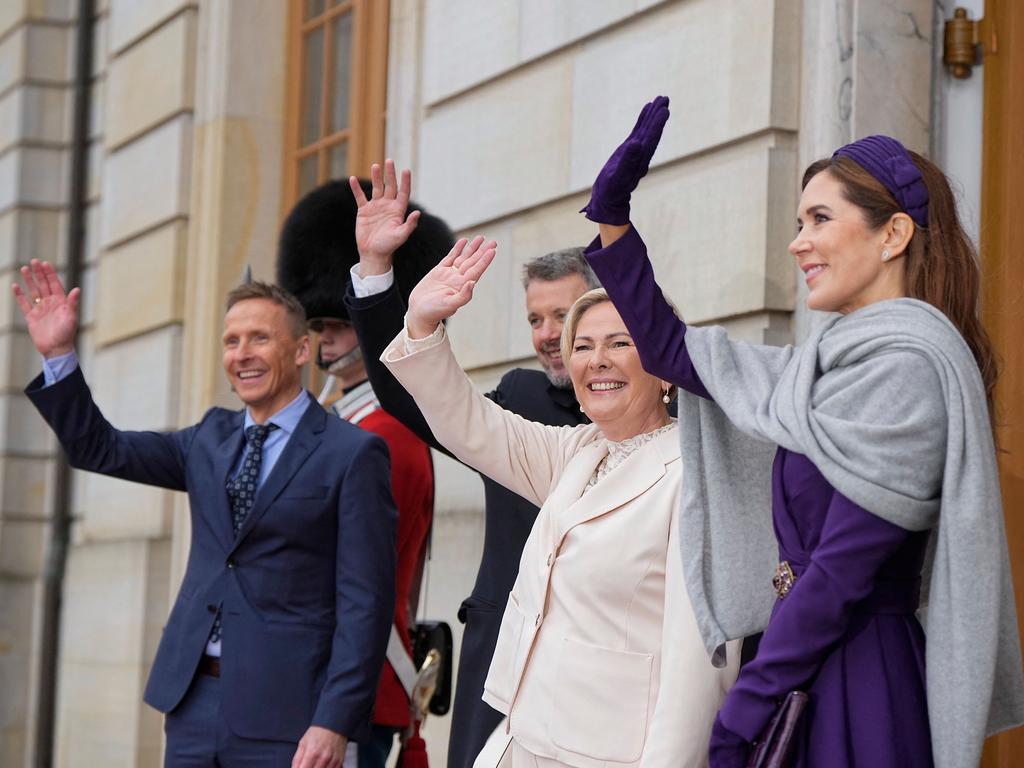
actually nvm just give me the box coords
[333,381,434,727]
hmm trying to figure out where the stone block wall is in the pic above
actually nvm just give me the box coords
[48,1,197,765]
[0,2,76,765]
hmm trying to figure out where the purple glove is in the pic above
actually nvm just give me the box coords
[580,95,670,225]
[709,714,751,768]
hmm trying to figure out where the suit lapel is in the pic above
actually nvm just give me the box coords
[230,395,325,551]
[554,427,678,539]
[209,412,245,550]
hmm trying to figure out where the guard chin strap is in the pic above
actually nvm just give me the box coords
[316,344,363,374]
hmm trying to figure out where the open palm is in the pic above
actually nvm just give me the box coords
[350,160,421,267]
[12,259,79,358]
[406,236,497,337]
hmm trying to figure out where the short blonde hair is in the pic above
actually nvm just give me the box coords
[560,288,676,406]
[559,288,611,365]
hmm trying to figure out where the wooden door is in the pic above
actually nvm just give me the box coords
[980,0,1024,765]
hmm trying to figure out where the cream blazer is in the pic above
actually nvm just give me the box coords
[383,327,739,768]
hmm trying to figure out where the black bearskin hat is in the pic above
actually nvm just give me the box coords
[277,179,455,322]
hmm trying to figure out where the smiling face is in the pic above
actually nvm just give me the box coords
[222,298,310,422]
[568,300,670,442]
[526,273,590,387]
[790,170,909,315]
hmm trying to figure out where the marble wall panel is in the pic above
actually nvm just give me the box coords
[421,0,520,103]
[0,208,64,271]
[54,538,169,767]
[517,0,640,62]
[73,471,174,542]
[445,221,515,369]
[108,0,191,54]
[23,23,74,84]
[0,519,48,576]
[0,579,38,764]
[0,327,43,389]
[95,221,186,345]
[0,85,70,153]
[89,324,181,429]
[105,10,195,149]
[100,115,191,247]
[417,56,574,231]
[568,0,794,191]
[0,147,68,211]
[0,456,53,518]
[0,393,56,454]
[851,0,932,150]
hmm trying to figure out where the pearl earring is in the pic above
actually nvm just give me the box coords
[662,389,671,404]
[881,249,891,262]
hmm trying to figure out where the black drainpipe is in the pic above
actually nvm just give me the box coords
[35,0,94,764]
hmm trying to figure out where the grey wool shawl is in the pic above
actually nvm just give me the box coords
[676,297,1024,768]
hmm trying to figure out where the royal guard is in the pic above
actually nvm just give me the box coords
[278,178,454,768]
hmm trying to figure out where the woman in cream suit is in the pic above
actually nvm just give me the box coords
[377,229,740,768]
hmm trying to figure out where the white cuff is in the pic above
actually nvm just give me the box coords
[350,264,395,298]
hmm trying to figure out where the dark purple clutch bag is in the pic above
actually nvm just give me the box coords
[745,691,808,768]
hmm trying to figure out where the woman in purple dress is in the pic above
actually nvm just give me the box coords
[578,97,1024,768]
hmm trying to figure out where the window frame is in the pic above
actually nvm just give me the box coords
[283,0,389,211]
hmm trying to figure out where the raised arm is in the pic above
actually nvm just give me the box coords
[578,96,711,399]
[16,260,191,490]
[345,160,458,455]
[381,238,587,506]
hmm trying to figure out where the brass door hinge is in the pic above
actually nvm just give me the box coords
[944,7,997,79]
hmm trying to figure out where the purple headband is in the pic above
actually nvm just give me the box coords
[833,135,929,227]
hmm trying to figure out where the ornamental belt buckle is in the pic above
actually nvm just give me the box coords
[772,560,797,599]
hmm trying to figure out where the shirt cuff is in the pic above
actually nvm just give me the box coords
[402,317,446,354]
[42,350,79,387]
[350,264,395,298]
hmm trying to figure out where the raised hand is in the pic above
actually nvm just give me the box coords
[349,159,422,276]
[581,95,670,225]
[12,259,80,358]
[405,236,497,339]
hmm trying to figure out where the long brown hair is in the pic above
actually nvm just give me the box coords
[802,154,999,414]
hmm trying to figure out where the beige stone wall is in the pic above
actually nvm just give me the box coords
[0,1,77,765]
[49,1,195,765]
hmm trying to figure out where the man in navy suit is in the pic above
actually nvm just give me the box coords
[14,260,397,768]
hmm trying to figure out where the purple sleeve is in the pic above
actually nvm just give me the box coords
[716,492,913,744]
[584,227,711,399]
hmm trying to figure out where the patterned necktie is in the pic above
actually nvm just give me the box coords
[209,422,278,645]
[227,423,279,535]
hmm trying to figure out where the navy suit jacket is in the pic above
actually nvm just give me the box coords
[27,367,397,743]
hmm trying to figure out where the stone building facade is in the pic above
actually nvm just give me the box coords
[0,1,994,766]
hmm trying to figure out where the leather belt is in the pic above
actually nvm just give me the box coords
[198,655,221,677]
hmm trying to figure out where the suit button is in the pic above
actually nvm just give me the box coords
[206,604,217,613]
[226,559,236,569]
